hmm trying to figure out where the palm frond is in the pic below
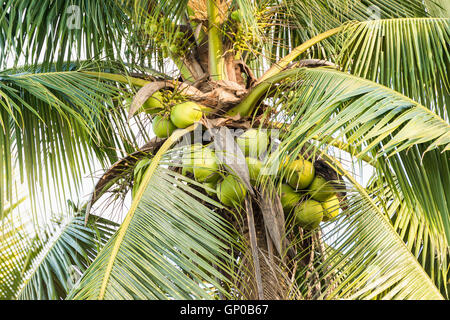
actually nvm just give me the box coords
[338,18,449,120]
[295,186,443,299]
[261,67,449,242]
[334,18,450,250]
[0,64,137,215]
[369,175,449,298]
[425,0,450,18]
[68,166,239,300]
[375,142,450,255]
[16,215,118,300]
[265,0,434,63]
[0,202,118,300]
[0,0,129,68]
[245,67,448,154]
[0,199,36,300]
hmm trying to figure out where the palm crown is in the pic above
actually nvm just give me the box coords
[0,0,449,300]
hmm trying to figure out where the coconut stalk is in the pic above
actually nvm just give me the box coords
[207,0,226,80]
[228,68,300,117]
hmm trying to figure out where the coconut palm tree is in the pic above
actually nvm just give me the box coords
[0,0,449,300]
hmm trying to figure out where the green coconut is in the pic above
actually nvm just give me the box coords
[294,199,323,230]
[280,184,302,213]
[322,195,340,221]
[216,175,247,207]
[142,91,165,114]
[170,101,203,128]
[236,129,269,157]
[152,115,177,138]
[245,157,262,182]
[193,146,220,183]
[286,158,315,190]
[309,175,335,202]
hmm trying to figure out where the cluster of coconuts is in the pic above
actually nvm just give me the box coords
[136,90,208,138]
[281,181,340,231]
[180,128,341,230]
[279,155,341,230]
[137,92,341,229]
[180,128,269,209]
[181,144,248,208]
[237,129,341,230]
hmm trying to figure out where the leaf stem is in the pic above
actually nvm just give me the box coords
[257,26,343,83]
[207,0,225,80]
[228,68,300,117]
[81,71,150,87]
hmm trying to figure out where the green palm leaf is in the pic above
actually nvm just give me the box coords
[68,166,238,300]
[300,187,443,299]
[274,0,433,61]
[0,0,129,67]
[338,18,449,119]
[0,65,136,214]
[259,67,449,241]
[375,143,450,253]
[426,0,450,18]
[16,215,118,300]
[0,200,36,299]
[333,18,450,254]
[0,206,118,300]
[369,176,449,298]
[244,67,449,155]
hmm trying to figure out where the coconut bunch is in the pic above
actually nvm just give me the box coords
[180,143,247,208]
[111,93,344,300]
[159,121,344,231]
[178,127,280,208]
[131,90,211,138]
[131,89,344,232]
[277,154,344,230]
